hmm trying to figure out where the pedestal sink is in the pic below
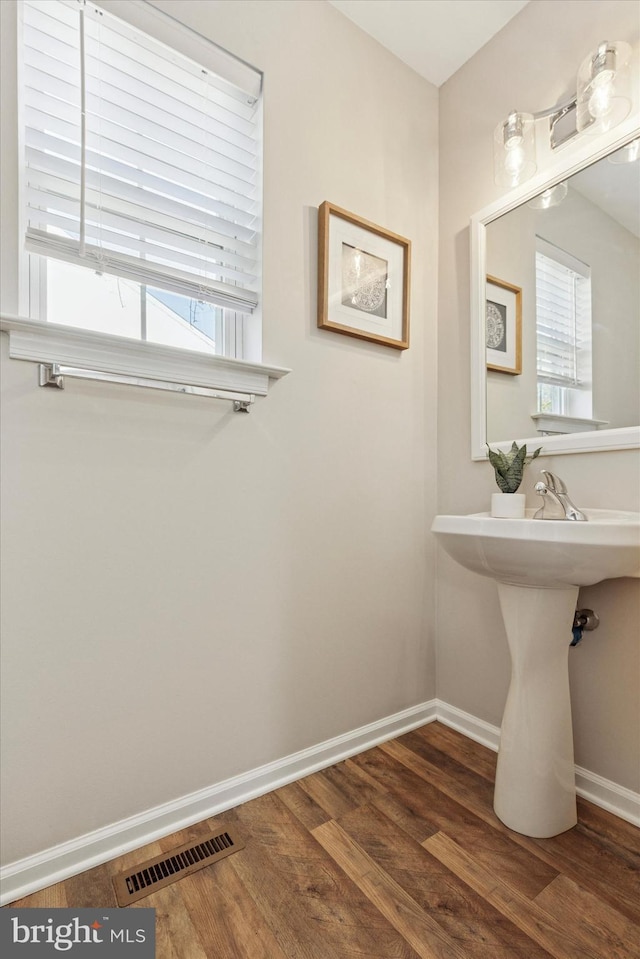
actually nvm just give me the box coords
[431,508,640,838]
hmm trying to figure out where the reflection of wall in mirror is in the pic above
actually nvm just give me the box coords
[486,186,640,443]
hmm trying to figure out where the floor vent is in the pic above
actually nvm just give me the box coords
[113,828,244,906]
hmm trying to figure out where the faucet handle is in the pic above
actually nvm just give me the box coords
[541,470,567,494]
[533,478,565,520]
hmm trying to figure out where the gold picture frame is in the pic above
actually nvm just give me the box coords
[318,201,410,350]
[486,274,522,375]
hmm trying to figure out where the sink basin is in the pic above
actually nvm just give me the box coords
[431,507,640,838]
[432,508,640,588]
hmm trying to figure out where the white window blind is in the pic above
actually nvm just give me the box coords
[22,0,262,315]
[535,240,591,386]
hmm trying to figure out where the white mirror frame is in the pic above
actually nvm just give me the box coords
[471,116,640,460]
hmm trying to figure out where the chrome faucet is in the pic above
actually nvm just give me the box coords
[533,470,588,521]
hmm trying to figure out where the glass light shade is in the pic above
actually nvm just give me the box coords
[576,41,632,134]
[527,181,568,210]
[494,112,537,188]
[608,137,640,164]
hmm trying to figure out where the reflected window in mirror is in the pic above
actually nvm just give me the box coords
[535,239,593,423]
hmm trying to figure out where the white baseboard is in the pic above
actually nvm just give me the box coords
[3,697,638,905]
[435,700,640,828]
[0,700,438,906]
[574,765,640,826]
[434,700,501,751]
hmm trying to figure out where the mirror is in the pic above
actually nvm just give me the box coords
[471,125,640,458]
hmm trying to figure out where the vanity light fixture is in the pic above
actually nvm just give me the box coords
[494,40,633,188]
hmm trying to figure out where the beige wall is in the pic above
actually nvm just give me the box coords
[0,0,438,865]
[438,0,640,789]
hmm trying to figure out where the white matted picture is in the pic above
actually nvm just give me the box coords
[486,274,522,375]
[318,202,410,350]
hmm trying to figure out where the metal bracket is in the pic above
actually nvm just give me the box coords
[532,95,594,151]
[39,363,64,389]
[37,363,255,411]
[549,101,579,150]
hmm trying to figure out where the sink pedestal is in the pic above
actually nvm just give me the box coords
[432,508,640,838]
[494,582,579,838]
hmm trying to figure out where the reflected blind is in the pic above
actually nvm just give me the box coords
[535,246,591,386]
[22,0,262,313]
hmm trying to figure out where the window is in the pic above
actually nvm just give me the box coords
[21,0,262,361]
[535,237,592,419]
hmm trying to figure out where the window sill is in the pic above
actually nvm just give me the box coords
[0,314,290,399]
[531,412,609,435]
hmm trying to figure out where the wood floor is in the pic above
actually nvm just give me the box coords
[11,722,640,958]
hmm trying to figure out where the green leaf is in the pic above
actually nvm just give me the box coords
[487,441,542,494]
[487,446,506,471]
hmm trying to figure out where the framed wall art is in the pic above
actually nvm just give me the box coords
[317,201,410,350]
[486,274,522,375]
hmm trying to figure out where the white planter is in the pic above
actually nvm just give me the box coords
[491,492,526,518]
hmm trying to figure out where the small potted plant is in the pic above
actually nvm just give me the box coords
[487,441,542,517]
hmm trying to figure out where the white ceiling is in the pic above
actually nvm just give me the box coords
[328,0,530,87]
